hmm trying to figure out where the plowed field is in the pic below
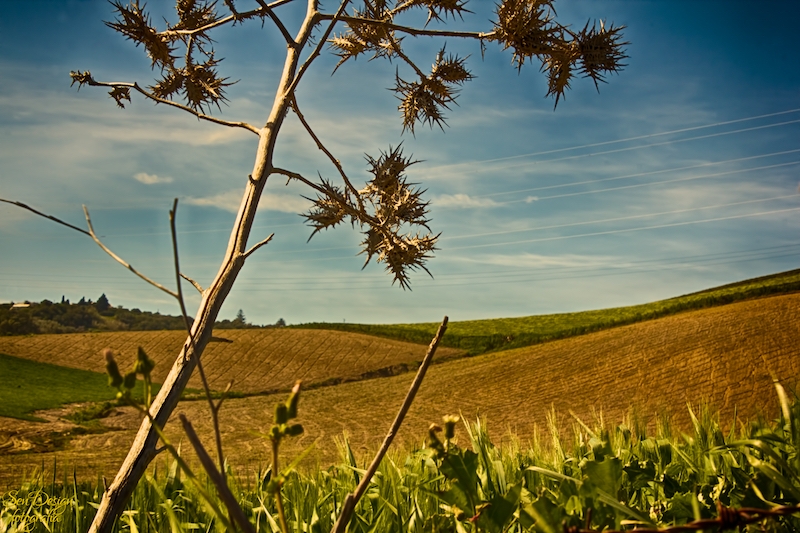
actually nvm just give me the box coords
[0,329,464,395]
[1,293,799,487]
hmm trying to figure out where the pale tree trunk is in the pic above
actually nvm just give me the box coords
[88,4,319,532]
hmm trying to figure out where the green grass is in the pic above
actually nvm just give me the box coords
[293,268,800,355]
[4,395,800,533]
[0,353,155,421]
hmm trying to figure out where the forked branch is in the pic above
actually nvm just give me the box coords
[289,97,363,208]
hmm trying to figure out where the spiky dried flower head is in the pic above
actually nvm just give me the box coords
[173,0,220,37]
[109,86,133,108]
[575,19,628,89]
[490,0,559,69]
[99,1,233,112]
[395,49,473,134]
[489,0,627,106]
[301,179,352,240]
[396,0,473,26]
[301,145,437,289]
[107,1,177,70]
[329,1,397,70]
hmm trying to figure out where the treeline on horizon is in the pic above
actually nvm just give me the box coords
[0,294,283,336]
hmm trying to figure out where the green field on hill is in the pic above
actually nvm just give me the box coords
[0,353,156,421]
[293,268,800,354]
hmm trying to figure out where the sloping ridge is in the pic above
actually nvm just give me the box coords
[247,291,800,453]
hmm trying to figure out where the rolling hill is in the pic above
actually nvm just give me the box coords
[0,329,464,396]
[1,290,798,487]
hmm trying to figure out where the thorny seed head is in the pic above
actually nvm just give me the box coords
[106,1,177,70]
[490,0,559,69]
[302,145,437,289]
[70,70,96,88]
[395,0,472,26]
[575,19,628,89]
[109,86,132,108]
[301,180,351,240]
[329,2,397,71]
[394,48,473,134]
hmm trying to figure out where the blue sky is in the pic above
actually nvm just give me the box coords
[1,0,799,325]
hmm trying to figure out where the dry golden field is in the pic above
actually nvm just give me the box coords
[1,292,799,488]
[0,329,464,394]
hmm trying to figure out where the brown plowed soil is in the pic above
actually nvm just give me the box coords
[1,293,799,488]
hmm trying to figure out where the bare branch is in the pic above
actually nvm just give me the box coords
[0,198,90,236]
[170,198,226,477]
[289,97,363,209]
[181,273,204,293]
[74,77,260,134]
[160,0,298,38]
[286,0,351,96]
[243,232,275,260]
[254,0,296,47]
[180,415,256,533]
[271,167,329,195]
[321,14,496,40]
[331,316,449,533]
[80,205,180,299]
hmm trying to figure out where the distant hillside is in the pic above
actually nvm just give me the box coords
[2,290,798,483]
[293,268,800,355]
[0,294,279,336]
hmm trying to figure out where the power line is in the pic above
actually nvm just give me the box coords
[445,194,800,241]
[424,108,800,173]
[480,148,800,198]
[449,207,800,250]
[425,119,800,179]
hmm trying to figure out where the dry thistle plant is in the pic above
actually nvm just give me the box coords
[0,1,627,531]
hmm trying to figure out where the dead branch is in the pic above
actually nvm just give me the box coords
[243,233,275,260]
[331,316,449,533]
[80,205,179,299]
[181,273,204,294]
[321,14,496,40]
[0,198,90,236]
[289,97,363,208]
[180,414,256,533]
[254,0,296,47]
[285,0,351,96]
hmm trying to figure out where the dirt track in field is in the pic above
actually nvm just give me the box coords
[1,293,799,488]
[0,329,464,394]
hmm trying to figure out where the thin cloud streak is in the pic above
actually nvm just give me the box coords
[448,207,800,250]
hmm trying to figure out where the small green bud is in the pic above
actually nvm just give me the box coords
[123,371,137,391]
[286,423,304,437]
[135,347,155,377]
[443,415,459,440]
[104,349,123,388]
[426,424,445,456]
[274,403,288,425]
[286,381,301,419]
[265,479,281,494]
[269,425,281,441]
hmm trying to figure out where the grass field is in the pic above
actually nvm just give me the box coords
[0,354,159,421]
[293,268,800,354]
[1,291,798,487]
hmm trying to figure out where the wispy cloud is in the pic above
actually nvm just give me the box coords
[432,193,500,208]
[186,190,308,213]
[133,172,172,184]
[460,252,622,269]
